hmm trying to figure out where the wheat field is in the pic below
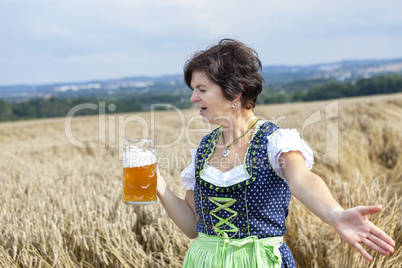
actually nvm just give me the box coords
[0,93,401,267]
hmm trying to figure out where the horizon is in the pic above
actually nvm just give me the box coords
[1,0,402,85]
[1,56,401,88]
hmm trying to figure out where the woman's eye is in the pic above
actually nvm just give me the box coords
[199,89,206,93]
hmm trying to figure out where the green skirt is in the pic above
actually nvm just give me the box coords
[183,233,283,268]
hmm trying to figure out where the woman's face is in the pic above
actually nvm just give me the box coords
[190,71,234,124]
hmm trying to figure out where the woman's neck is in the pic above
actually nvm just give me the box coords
[220,110,258,142]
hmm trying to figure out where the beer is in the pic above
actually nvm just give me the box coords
[123,139,157,205]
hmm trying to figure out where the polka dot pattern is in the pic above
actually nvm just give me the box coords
[193,121,296,267]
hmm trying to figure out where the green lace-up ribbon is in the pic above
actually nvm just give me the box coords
[207,196,239,267]
[208,197,239,237]
[204,196,282,267]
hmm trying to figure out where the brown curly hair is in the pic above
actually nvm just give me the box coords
[184,39,264,109]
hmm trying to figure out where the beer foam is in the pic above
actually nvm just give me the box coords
[123,148,157,168]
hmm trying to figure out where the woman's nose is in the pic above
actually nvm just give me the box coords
[190,91,200,103]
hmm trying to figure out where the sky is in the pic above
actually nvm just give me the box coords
[0,0,401,85]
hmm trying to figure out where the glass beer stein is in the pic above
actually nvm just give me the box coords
[122,138,157,205]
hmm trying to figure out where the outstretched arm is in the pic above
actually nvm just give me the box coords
[280,151,395,261]
[156,169,199,239]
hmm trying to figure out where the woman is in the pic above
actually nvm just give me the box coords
[156,39,395,267]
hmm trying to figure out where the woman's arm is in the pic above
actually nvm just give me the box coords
[157,169,199,239]
[280,151,395,261]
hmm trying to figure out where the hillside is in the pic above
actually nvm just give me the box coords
[0,93,401,267]
[1,58,401,102]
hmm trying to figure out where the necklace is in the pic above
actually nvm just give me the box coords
[221,118,259,158]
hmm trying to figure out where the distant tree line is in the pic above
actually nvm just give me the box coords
[261,73,402,104]
[0,93,192,121]
[0,74,401,121]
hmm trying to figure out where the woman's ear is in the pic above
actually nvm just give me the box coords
[234,93,242,102]
[232,83,243,103]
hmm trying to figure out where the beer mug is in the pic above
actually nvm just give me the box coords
[122,138,157,205]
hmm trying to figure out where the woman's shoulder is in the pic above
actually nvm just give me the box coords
[258,121,309,148]
[257,120,281,138]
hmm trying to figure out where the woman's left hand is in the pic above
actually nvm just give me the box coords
[331,205,395,261]
[281,151,395,261]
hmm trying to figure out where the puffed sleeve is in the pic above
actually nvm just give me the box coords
[267,128,314,183]
[181,148,197,190]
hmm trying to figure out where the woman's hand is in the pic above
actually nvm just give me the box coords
[155,168,199,239]
[281,151,395,261]
[156,168,167,196]
[331,205,395,261]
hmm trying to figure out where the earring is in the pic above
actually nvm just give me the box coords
[232,102,237,108]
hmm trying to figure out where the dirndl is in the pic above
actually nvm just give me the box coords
[183,233,283,268]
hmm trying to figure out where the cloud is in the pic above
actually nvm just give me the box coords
[28,20,72,39]
[0,0,401,84]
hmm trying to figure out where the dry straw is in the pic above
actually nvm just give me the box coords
[0,94,401,267]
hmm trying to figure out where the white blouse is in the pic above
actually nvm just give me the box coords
[181,123,314,191]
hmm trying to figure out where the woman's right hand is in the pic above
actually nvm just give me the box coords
[156,168,167,196]
[154,168,199,239]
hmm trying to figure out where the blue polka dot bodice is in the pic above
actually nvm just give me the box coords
[193,121,296,267]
